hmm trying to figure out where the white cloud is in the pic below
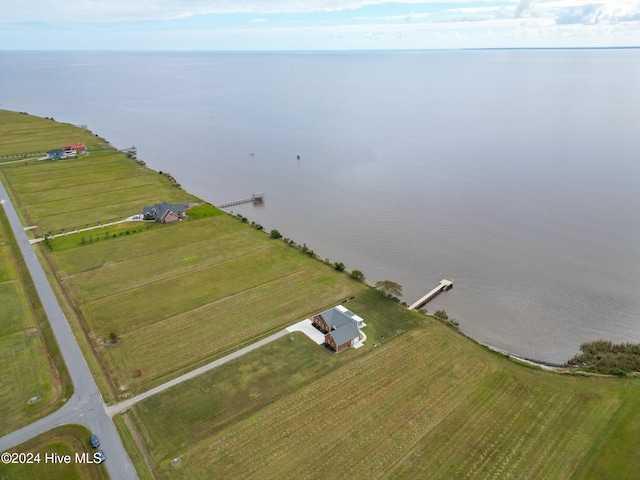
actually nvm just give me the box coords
[355,12,430,22]
[2,0,464,23]
[546,1,640,25]
[515,0,536,18]
[2,0,639,49]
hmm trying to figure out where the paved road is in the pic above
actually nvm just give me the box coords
[108,329,289,416]
[0,181,138,479]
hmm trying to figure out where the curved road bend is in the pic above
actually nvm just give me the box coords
[0,182,138,479]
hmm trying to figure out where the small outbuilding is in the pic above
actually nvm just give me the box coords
[312,305,366,353]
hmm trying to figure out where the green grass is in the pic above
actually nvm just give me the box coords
[2,149,197,234]
[4,109,639,480]
[118,317,640,480]
[185,203,223,219]
[0,110,103,158]
[0,425,109,480]
[119,331,352,475]
[1,109,364,398]
[0,207,68,436]
[51,213,363,395]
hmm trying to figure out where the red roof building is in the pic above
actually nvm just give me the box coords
[62,143,87,153]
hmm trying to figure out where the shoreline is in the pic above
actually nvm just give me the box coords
[481,343,566,371]
[0,108,607,370]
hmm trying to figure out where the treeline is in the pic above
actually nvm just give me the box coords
[567,340,640,376]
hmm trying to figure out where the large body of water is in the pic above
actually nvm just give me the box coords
[1,50,639,364]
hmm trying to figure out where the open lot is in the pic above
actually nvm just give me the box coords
[51,213,364,396]
[0,110,102,159]
[0,424,109,480]
[2,150,196,234]
[0,207,66,436]
[1,110,364,400]
[4,109,639,480]
[119,314,640,479]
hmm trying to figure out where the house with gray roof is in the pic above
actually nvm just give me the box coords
[142,202,187,224]
[312,305,367,353]
[46,149,66,160]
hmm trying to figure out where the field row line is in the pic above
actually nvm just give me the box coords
[78,242,277,307]
[22,180,159,206]
[61,224,244,275]
[107,269,309,340]
[7,157,129,178]
[106,329,290,416]
[26,189,165,220]
[68,230,251,278]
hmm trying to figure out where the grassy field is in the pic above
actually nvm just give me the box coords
[1,149,197,235]
[117,309,640,479]
[0,110,103,159]
[4,109,639,479]
[1,110,365,399]
[51,212,364,396]
[0,207,67,436]
[0,424,109,480]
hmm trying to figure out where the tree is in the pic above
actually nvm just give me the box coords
[375,280,403,298]
[349,270,366,283]
[270,229,282,239]
[334,262,346,272]
[434,309,448,320]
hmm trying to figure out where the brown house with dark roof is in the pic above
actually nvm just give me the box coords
[312,305,366,353]
[142,202,187,224]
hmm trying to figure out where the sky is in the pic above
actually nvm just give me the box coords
[1,0,639,50]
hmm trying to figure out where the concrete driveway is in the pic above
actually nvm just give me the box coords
[286,319,325,345]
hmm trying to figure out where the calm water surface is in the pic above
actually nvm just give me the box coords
[1,50,639,363]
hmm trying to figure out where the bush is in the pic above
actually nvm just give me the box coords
[270,229,282,239]
[349,270,365,283]
[566,340,640,375]
[434,309,449,320]
[375,280,403,298]
[334,262,346,272]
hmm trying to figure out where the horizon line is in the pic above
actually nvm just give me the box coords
[1,46,639,54]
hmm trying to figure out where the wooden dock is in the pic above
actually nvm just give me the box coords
[215,192,264,209]
[120,147,137,158]
[408,279,453,310]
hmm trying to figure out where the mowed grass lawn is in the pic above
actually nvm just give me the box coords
[0,110,363,400]
[51,213,365,396]
[119,305,640,480]
[0,109,102,158]
[0,208,63,436]
[2,149,197,234]
[0,424,109,480]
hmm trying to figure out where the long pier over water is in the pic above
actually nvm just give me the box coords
[408,279,453,310]
[215,192,264,209]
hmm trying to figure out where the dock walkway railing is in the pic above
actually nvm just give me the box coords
[408,279,453,311]
[215,193,264,209]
